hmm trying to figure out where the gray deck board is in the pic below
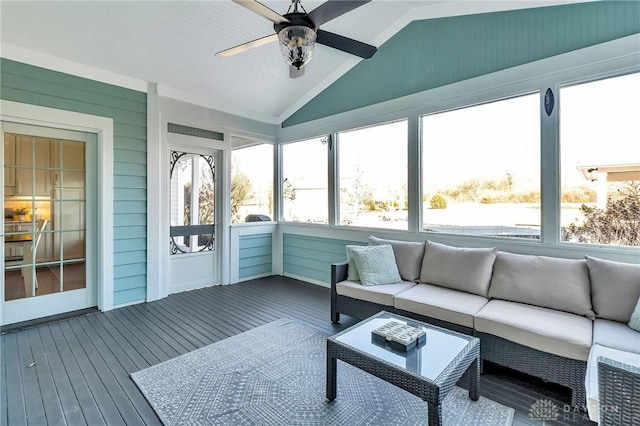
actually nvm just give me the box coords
[16,331,47,425]
[84,314,149,372]
[104,309,174,363]
[118,307,185,358]
[1,276,595,426]
[127,304,196,354]
[26,328,66,426]
[72,316,160,425]
[36,326,87,426]
[4,333,27,426]
[45,323,105,426]
[0,340,7,426]
[55,321,125,426]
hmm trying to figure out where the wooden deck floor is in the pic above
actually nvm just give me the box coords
[1,276,595,425]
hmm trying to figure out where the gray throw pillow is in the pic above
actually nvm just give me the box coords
[345,245,365,281]
[489,252,594,319]
[629,297,640,332]
[587,256,640,322]
[419,240,497,297]
[369,236,425,282]
[350,245,402,286]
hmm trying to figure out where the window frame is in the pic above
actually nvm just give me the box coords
[335,119,410,231]
[419,91,542,241]
[279,135,330,224]
[230,143,276,224]
[556,71,640,248]
[275,40,640,260]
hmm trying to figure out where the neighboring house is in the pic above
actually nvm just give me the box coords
[1,0,639,326]
[578,163,640,208]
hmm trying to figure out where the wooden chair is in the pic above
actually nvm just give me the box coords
[22,219,48,297]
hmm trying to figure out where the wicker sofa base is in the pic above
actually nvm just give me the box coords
[333,296,586,407]
[598,357,640,426]
[332,294,389,324]
[330,261,588,408]
[476,331,587,408]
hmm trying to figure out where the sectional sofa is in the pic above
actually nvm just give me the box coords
[330,237,640,424]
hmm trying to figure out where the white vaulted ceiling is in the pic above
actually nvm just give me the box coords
[0,1,589,124]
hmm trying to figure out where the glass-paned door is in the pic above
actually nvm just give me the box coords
[2,122,96,325]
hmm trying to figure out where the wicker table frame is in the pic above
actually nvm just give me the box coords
[326,311,480,426]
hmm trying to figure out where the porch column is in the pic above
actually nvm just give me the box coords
[596,171,608,209]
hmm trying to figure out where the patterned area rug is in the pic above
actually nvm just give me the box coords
[131,319,514,425]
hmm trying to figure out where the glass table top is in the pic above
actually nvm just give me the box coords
[332,311,476,381]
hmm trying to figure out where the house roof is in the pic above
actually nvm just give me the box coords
[578,164,640,182]
[0,0,592,124]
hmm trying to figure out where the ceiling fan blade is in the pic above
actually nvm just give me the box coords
[232,0,290,24]
[216,33,278,58]
[289,66,305,79]
[308,1,371,27]
[316,29,377,59]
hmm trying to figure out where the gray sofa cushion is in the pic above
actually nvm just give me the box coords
[475,300,592,361]
[394,283,489,328]
[369,236,425,282]
[587,256,640,322]
[593,319,640,354]
[335,280,417,306]
[488,251,595,319]
[419,241,497,297]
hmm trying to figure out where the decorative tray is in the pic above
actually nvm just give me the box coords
[372,320,426,351]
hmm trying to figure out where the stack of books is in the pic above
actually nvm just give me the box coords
[372,320,426,351]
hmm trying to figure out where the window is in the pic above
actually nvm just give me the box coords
[421,93,540,238]
[281,137,328,223]
[560,73,640,246]
[338,120,408,229]
[169,151,215,254]
[231,144,274,223]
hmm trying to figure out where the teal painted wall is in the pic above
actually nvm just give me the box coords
[283,234,363,283]
[0,58,147,306]
[239,233,272,279]
[283,1,640,127]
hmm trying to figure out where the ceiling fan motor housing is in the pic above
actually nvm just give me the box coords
[275,13,317,69]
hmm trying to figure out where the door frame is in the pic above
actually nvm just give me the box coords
[1,100,114,324]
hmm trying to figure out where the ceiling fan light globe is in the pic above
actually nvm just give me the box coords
[278,25,316,69]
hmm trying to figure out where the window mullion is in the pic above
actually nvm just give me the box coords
[540,84,561,246]
[407,115,421,233]
[191,155,200,250]
[328,134,338,226]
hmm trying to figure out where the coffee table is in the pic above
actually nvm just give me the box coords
[326,311,480,426]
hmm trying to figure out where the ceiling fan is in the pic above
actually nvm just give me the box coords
[216,0,377,78]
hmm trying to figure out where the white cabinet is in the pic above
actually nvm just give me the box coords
[17,136,52,196]
[4,135,52,196]
[4,134,17,195]
[53,188,85,261]
[51,141,86,261]
[51,139,85,188]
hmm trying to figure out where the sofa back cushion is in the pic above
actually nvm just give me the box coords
[419,241,497,297]
[587,256,640,323]
[369,236,425,282]
[489,251,594,319]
